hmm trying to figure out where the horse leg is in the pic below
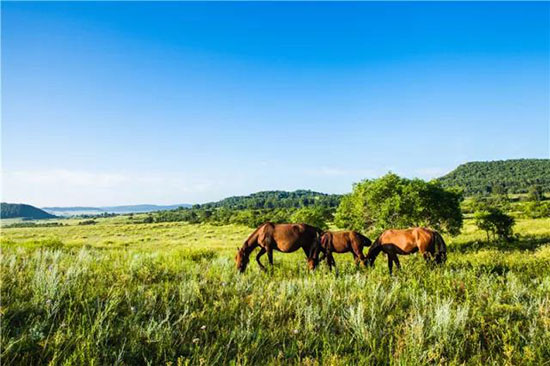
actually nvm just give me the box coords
[353,253,360,266]
[256,247,267,272]
[387,254,393,275]
[327,250,336,271]
[394,254,401,270]
[267,248,274,271]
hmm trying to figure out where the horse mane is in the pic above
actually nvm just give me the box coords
[243,223,269,247]
[356,232,372,247]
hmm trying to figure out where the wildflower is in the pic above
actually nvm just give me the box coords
[130,306,136,313]
[292,329,299,334]
[192,338,200,344]
[200,325,207,330]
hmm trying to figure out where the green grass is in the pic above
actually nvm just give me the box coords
[1,218,549,365]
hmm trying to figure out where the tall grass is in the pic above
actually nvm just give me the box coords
[1,219,549,365]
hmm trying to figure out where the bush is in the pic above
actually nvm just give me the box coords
[474,207,515,242]
[290,206,330,230]
[521,201,550,219]
[334,173,463,235]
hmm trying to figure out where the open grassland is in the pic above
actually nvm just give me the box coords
[1,218,550,365]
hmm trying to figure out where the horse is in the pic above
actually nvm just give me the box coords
[366,227,447,274]
[319,231,372,270]
[235,222,323,273]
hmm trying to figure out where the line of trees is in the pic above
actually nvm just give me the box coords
[147,172,548,243]
[151,173,465,236]
[438,159,550,195]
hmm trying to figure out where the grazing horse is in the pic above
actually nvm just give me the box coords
[235,222,322,273]
[320,231,372,270]
[366,227,447,274]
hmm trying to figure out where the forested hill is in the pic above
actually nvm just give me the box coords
[438,159,550,195]
[1,203,57,220]
[196,190,342,210]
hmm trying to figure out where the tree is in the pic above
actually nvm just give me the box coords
[528,185,543,202]
[334,173,463,235]
[333,193,364,231]
[290,206,329,230]
[474,207,515,242]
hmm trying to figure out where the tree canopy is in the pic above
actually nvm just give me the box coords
[334,173,463,235]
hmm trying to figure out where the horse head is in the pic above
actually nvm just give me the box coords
[235,246,250,273]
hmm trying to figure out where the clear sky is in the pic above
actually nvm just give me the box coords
[2,2,549,207]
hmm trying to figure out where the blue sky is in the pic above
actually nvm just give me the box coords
[2,2,549,206]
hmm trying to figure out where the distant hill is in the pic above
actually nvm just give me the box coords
[43,204,191,216]
[438,159,550,195]
[1,203,57,220]
[197,190,342,210]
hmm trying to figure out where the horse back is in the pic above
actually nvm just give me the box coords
[268,223,318,252]
[379,227,433,253]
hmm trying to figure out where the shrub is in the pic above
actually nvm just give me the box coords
[290,206,330,230]
[474,207,515,242]
[521,201,550,219]
[334,173,463,235]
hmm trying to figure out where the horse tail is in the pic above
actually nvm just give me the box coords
[261,222,275,249]
[314,230,324,261]
[321,232,332,251]
[433,231,447,264]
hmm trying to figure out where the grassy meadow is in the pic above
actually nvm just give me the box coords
[1,217,550,365]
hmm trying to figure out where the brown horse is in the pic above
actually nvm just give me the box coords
[235,222,322,273]
[366,227,447,274]
[320,231,372,270]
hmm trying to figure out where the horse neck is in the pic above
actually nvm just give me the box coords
[240,239,257,257]
[366,243,383,261]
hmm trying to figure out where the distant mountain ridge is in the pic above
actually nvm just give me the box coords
[7,159,549,220]
[1,203,57,220]
[438,158,550,195]
[43,204,191,216]
[196,190,342,210]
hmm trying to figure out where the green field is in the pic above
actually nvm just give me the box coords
[2,217,550,365]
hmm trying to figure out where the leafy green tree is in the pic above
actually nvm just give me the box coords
[333,193,364,231]
[528,185,543,202]
[334,173,463,235]
[474,207,515,242]
[290,206,329,230]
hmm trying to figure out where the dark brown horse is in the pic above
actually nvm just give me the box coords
[235,222,322,273]
[366,227,447,274]
[320,231,372,270]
